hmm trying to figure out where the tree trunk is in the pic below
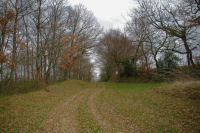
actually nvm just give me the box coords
[0,62,3,81]
[0,30,5,81]
[36,0,42,80]
[182,37,195,68]
[53,62,56,80]
[153,55,159,69]
[23,16,30,80]
[45,58,52,82]
[24,62,26,81]
[31,47,34,79]
[44,55,46,80]
[11,13,18,82]
[26,45,30,80]
[40,56,43,79]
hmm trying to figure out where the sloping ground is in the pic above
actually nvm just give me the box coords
[43,89,89,133]
[0,80,97,133]
[97,81,200,133]
[88,86,114,133]
[0,80,199,133]
[0,81,113,133]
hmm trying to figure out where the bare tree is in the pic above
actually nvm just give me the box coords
[8,0,33,81]
[0,1,15,81]
[97,29,134,80]
[126,12,153,70]
[61,4,102,79]
[0,0,101,85]
[184,0,200,28]
[137,0,199,67]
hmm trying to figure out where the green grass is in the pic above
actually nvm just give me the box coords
[1,80,199,132]
[78,95,103,133]
[0,80,40,95]
[99,81,200,133]
[106,82,162,93]
[0,80,92,133]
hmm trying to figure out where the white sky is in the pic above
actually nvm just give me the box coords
[69,0,136,30]
[68,0,137,79]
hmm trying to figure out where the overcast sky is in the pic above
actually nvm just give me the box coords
[68,0,137,79]
[69,0,136,30]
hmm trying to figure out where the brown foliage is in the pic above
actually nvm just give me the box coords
[0,8,14,32]
[0,52,7,63]
[194,56,200,68]
[59,43,83,71]
[139,62,155,75]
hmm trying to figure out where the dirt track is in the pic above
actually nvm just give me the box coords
[43,84,134,133]
[88,86,115,133]
[44,89,88,133]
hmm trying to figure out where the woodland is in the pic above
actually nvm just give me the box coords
[0,0,200,132]
[0,0,200,91]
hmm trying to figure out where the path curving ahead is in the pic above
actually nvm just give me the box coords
[88,86,115,133]
[44,89,89,133]
[42,83,135,133]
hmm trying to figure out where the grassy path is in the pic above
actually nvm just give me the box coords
[44,89,90,133]
[0,80,104,133]
[0,80,199,133]
[88,85,114,133]
[98,82,200,133]
[43,83,115,133]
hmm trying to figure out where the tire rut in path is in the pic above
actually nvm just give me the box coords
[88,86,115,133]
[44,89,89,133]
[89,85,139,133]
[100,102,139,133]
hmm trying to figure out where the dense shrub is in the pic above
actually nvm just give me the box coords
[0,80,40,95]
[119,58,137,77]
[100,70,110,82]
[157,51,181,70]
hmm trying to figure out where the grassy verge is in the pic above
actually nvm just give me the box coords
[0,80,91,133]
[78,96,103,133]
[0,80,40,95]
[100,81,200,133]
